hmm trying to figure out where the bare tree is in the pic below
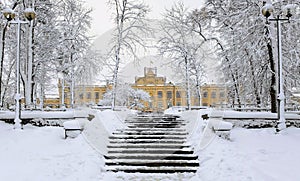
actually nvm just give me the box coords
[0,0,22,108]
[107,0,151,109]
[202,0,300,113]
[158,2,206,110]
[0,0,97,110]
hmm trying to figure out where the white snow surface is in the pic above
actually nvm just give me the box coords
[0,122,103,181]
[83,109,128,155]
[63,120,81,129]
[1,108,300,180]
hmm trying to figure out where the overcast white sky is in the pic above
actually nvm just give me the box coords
[84,0,203,37]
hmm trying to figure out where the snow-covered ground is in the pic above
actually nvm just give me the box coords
[1,109,300,180]
[0,122,103,181]
[197,127,300,181]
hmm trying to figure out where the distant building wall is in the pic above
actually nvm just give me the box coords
[201,84,228,107]
[52,67,228,110]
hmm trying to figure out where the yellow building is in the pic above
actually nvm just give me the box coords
[55,67,228,110]
[201,83,227,107]
[132,67,188,112]
[58,81,109,107]
[43,95,60,108]
[73,85,108,105]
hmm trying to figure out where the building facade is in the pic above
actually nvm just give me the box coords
[132,67,188,112]
[53,67,228,110]
[201,83,227,107]
[57,81,109,108]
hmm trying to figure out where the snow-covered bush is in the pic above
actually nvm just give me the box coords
[98,84,150,109]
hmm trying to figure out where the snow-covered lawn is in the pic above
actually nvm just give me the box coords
[198,128,300,181]
[0,122,103,181]
[1,109,300,181]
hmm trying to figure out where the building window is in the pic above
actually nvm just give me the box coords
[211,92,216,98]
[203,92,208,98]
[167,91,172,99]
[176,102,181,106]
[176,91,181,98]
[158,91,163,98]
[149,101,153,108]
[87,92,91,99]
[79,93,83,99]
[220,92,225,98]
[158,101,163,108]
[203,103,208,106]
[95,92,99,99]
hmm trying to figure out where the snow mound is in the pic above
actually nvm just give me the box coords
[82,109,128,155]
[63,120,81,129]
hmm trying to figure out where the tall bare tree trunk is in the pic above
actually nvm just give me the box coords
[25,21,34,108]
[185,57,191,110]
[246,49,261,107]
[267,42,277,113]
[0,23,8,107]
[111,0,126,110]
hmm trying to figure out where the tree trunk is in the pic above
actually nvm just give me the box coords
[0,23,8,107]
[25,21,34,108]
[246,49,261,107]
[196,83,201,106]
[233,71,242,108]
[185,58,191,110]
[267,42,277,113]
[111,0,126,110]
[112,48,120,110]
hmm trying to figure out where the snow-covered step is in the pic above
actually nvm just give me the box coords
[125,122,186,126]
[131,117,180,120]
[113,131,188,135]
[107,143,191,149]
[105,153,198,160]
[108,149,194,154]
[130,116,182,119]
[108,147,193,152]
[127,125,183,129]
[108,144,193,151]
[109,134,187,139]
[125,121,185,124]
[126,122,186,125]
[105,115,199,173]
[105,159,199,167]
[105,165,198,173]
[109,139,185,144]
[125,120,186,123]
[117,128,186,132]
[126,124,186,128]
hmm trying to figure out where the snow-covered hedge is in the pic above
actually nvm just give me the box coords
[221,111,300,128]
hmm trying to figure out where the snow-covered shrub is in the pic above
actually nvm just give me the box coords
[99,84,150,108]
[30,118,63,127]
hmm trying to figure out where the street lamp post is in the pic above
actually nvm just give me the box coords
[2,7,36,129]
[261,3,296,132]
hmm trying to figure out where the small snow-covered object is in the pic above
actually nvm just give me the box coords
[63,120,83,139]
[213,121,233,140]
[214,121,233,131]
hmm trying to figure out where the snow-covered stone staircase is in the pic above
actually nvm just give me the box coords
[105,115,199,173]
